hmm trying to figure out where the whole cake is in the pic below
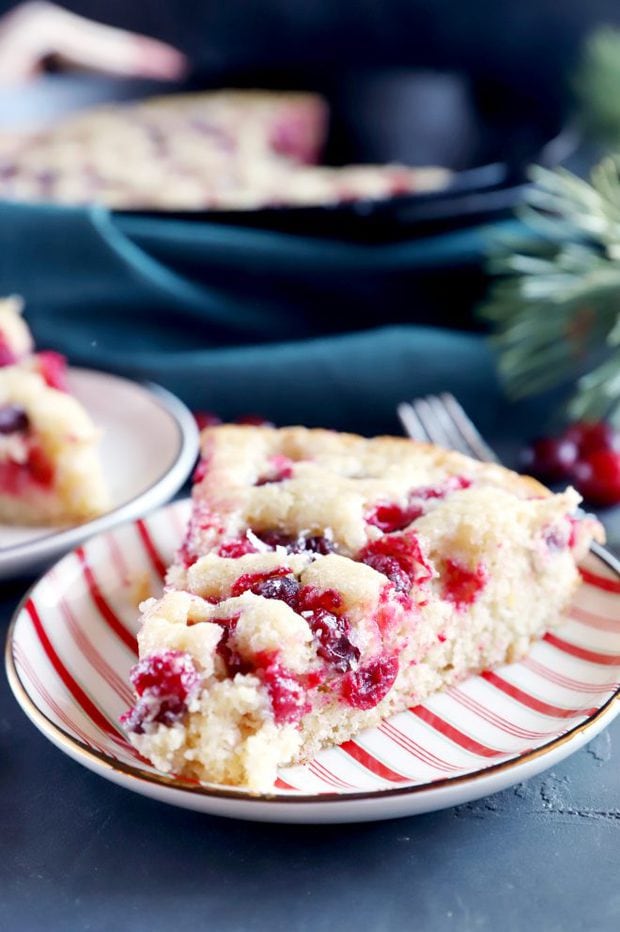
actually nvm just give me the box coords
[0,297,108,525]
[121,425,603,791]
[0,90,450,210]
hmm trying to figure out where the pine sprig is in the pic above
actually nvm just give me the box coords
[479,158,620,426]
[574,27,620,148]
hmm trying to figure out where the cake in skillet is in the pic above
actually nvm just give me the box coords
[0,89,450,210]
[0,297,109,525]
[121,425,603,791]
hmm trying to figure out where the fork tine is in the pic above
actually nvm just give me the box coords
[439,393,499,463]
[411,397,453,448]
[424,395,473,456]
[397,393,499,464]
[396,402,429,443]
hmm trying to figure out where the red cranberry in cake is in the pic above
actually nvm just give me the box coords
[305,608,360,672]
[254,653,309,724]
[122,425,604,792]
[230,567,292,598]
[360,532,434,594]
[121,650,201,733]
[254,574,301,608]
[36,350,68,392]
[0,404,29,434]
[0,335,17,366]
[366,477,473,533]
[341,655,399,710]
[235,414,275,427]
[194,411,222,431]
[441,558,489,610]
[255,454,294,486]
[255,530,335,555]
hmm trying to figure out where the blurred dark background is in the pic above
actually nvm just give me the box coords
[2,0,619,107]
[2,0,620,433]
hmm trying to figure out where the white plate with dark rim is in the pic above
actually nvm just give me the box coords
[5,499,620,823]
[0,369,199,579]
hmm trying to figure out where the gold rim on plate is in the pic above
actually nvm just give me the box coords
[5,542,620,806]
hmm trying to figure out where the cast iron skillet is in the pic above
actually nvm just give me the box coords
[0,69,580,242]
[119,68,580,243]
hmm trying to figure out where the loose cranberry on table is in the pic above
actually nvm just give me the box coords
[562,421,620,457]
[520,419,620,507]
[519,436,578,482]
[572,450,620,508]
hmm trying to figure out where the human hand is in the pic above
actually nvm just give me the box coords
[0,2,187,86]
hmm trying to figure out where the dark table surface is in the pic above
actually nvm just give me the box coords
[1,448,619,932]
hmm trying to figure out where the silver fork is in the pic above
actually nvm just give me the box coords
[397,393,499,463]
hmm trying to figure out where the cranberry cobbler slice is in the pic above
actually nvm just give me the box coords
[0,298,108,525]
[122,425,603,791]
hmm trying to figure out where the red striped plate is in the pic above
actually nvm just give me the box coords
[6,500,620,823]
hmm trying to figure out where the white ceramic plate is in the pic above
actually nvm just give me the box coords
[0,369,199,579]
[6,499,620,823]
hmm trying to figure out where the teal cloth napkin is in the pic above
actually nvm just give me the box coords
[0,201,511,433]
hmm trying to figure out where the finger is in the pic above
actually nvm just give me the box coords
[0,3,188,83]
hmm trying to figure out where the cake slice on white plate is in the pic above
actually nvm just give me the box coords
[0,297,109,525]
[121,425,603,791]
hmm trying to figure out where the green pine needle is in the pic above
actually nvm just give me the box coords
[479,157,620,424]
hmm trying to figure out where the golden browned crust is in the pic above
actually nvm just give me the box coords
[199,424,550,499]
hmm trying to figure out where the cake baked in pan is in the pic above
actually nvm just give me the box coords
[0,90,450,210]
[121,425,603,791]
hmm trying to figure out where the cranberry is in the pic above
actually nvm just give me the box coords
[542,522,570,551]
[366,477,472,533]
[255,575,301,608]
[255,455,294,486]
[0,333,17,366]
[0,459,25,494]
[255,530,334,554]
[194,411,222,431]
[270,114,316,162]
[297,586,343,614]
[120,650,201,733]
[234,414,274,427]
[230,568,291,598]
[27,444,54,486]
[572,449,620,507]
[412,476,472,500]
[36,351,68,392]
[367,502,413,534]
[341,655,399,710]
[362,553,411,593]
[305,535,335,554]
[519,437,578,481]
[0,404,29,434]
[294,586,358,671]
[563,420,620,457]
[441,559,488,609]
[359,532,433,593]
[254,653,309,724]
[217,537,258,558]
[213,615,248,676]
[306,608,360,672]
[192,458,208,484]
